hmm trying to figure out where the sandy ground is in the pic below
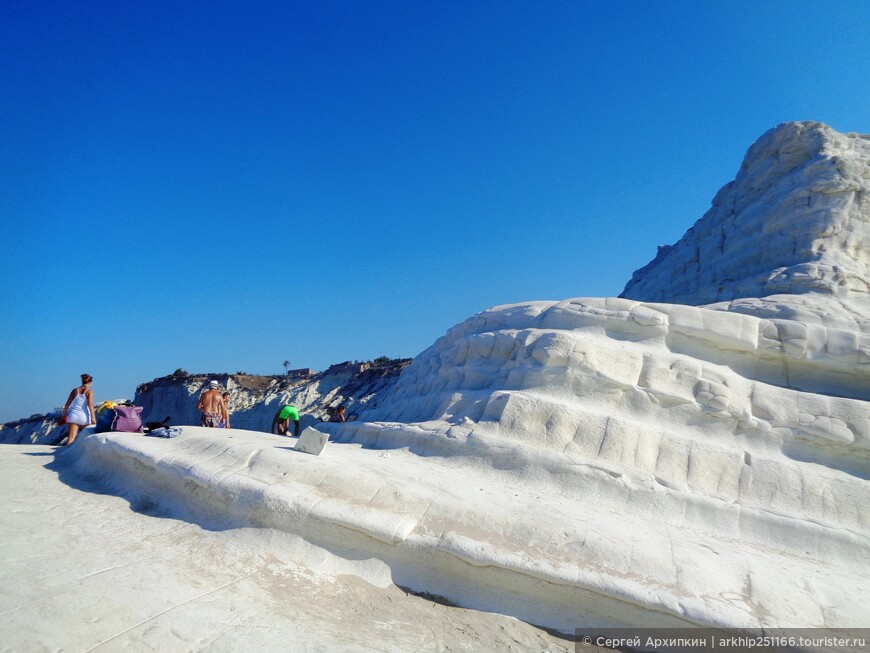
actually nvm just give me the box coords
[0,444,581,652]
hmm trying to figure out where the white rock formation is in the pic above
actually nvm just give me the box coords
[0,442,573,652]
[4,123,869,641]
[323,122,870,630]
[622,122,870,331]
[328,296,869,630]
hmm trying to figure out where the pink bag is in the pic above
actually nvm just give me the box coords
[111,406,144,433]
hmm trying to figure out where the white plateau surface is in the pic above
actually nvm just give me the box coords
[0,441,575,652]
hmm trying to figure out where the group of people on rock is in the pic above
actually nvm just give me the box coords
[198,380,347,433]
[58,374,347,445]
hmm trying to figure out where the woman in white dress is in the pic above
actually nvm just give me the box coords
[61,374,95,445]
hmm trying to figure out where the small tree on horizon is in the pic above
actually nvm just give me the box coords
[283,360,291,374]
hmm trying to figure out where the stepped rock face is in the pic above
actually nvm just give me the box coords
[333,296,870,629]
[329,123,870,630]
[621,122,870,331]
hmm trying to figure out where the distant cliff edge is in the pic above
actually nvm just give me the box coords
[0,358,411,445]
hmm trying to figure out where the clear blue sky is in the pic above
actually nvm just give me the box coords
[2,1,869,422]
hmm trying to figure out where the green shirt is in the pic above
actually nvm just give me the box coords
[278,405,299,421]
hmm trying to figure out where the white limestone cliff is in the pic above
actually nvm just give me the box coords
[5,122,869,639]
[622,121,870,331]
[321,122,870,630]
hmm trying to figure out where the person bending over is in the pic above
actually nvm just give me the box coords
[272,405,300,436]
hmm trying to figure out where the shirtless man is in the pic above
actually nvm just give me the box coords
[197,380,228,428]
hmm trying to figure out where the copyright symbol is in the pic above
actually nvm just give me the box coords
[583,636,592,646]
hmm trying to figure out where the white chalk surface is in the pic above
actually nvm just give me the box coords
[0,440,574,651]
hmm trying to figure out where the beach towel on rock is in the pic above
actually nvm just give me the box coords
[145,427,182,438]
